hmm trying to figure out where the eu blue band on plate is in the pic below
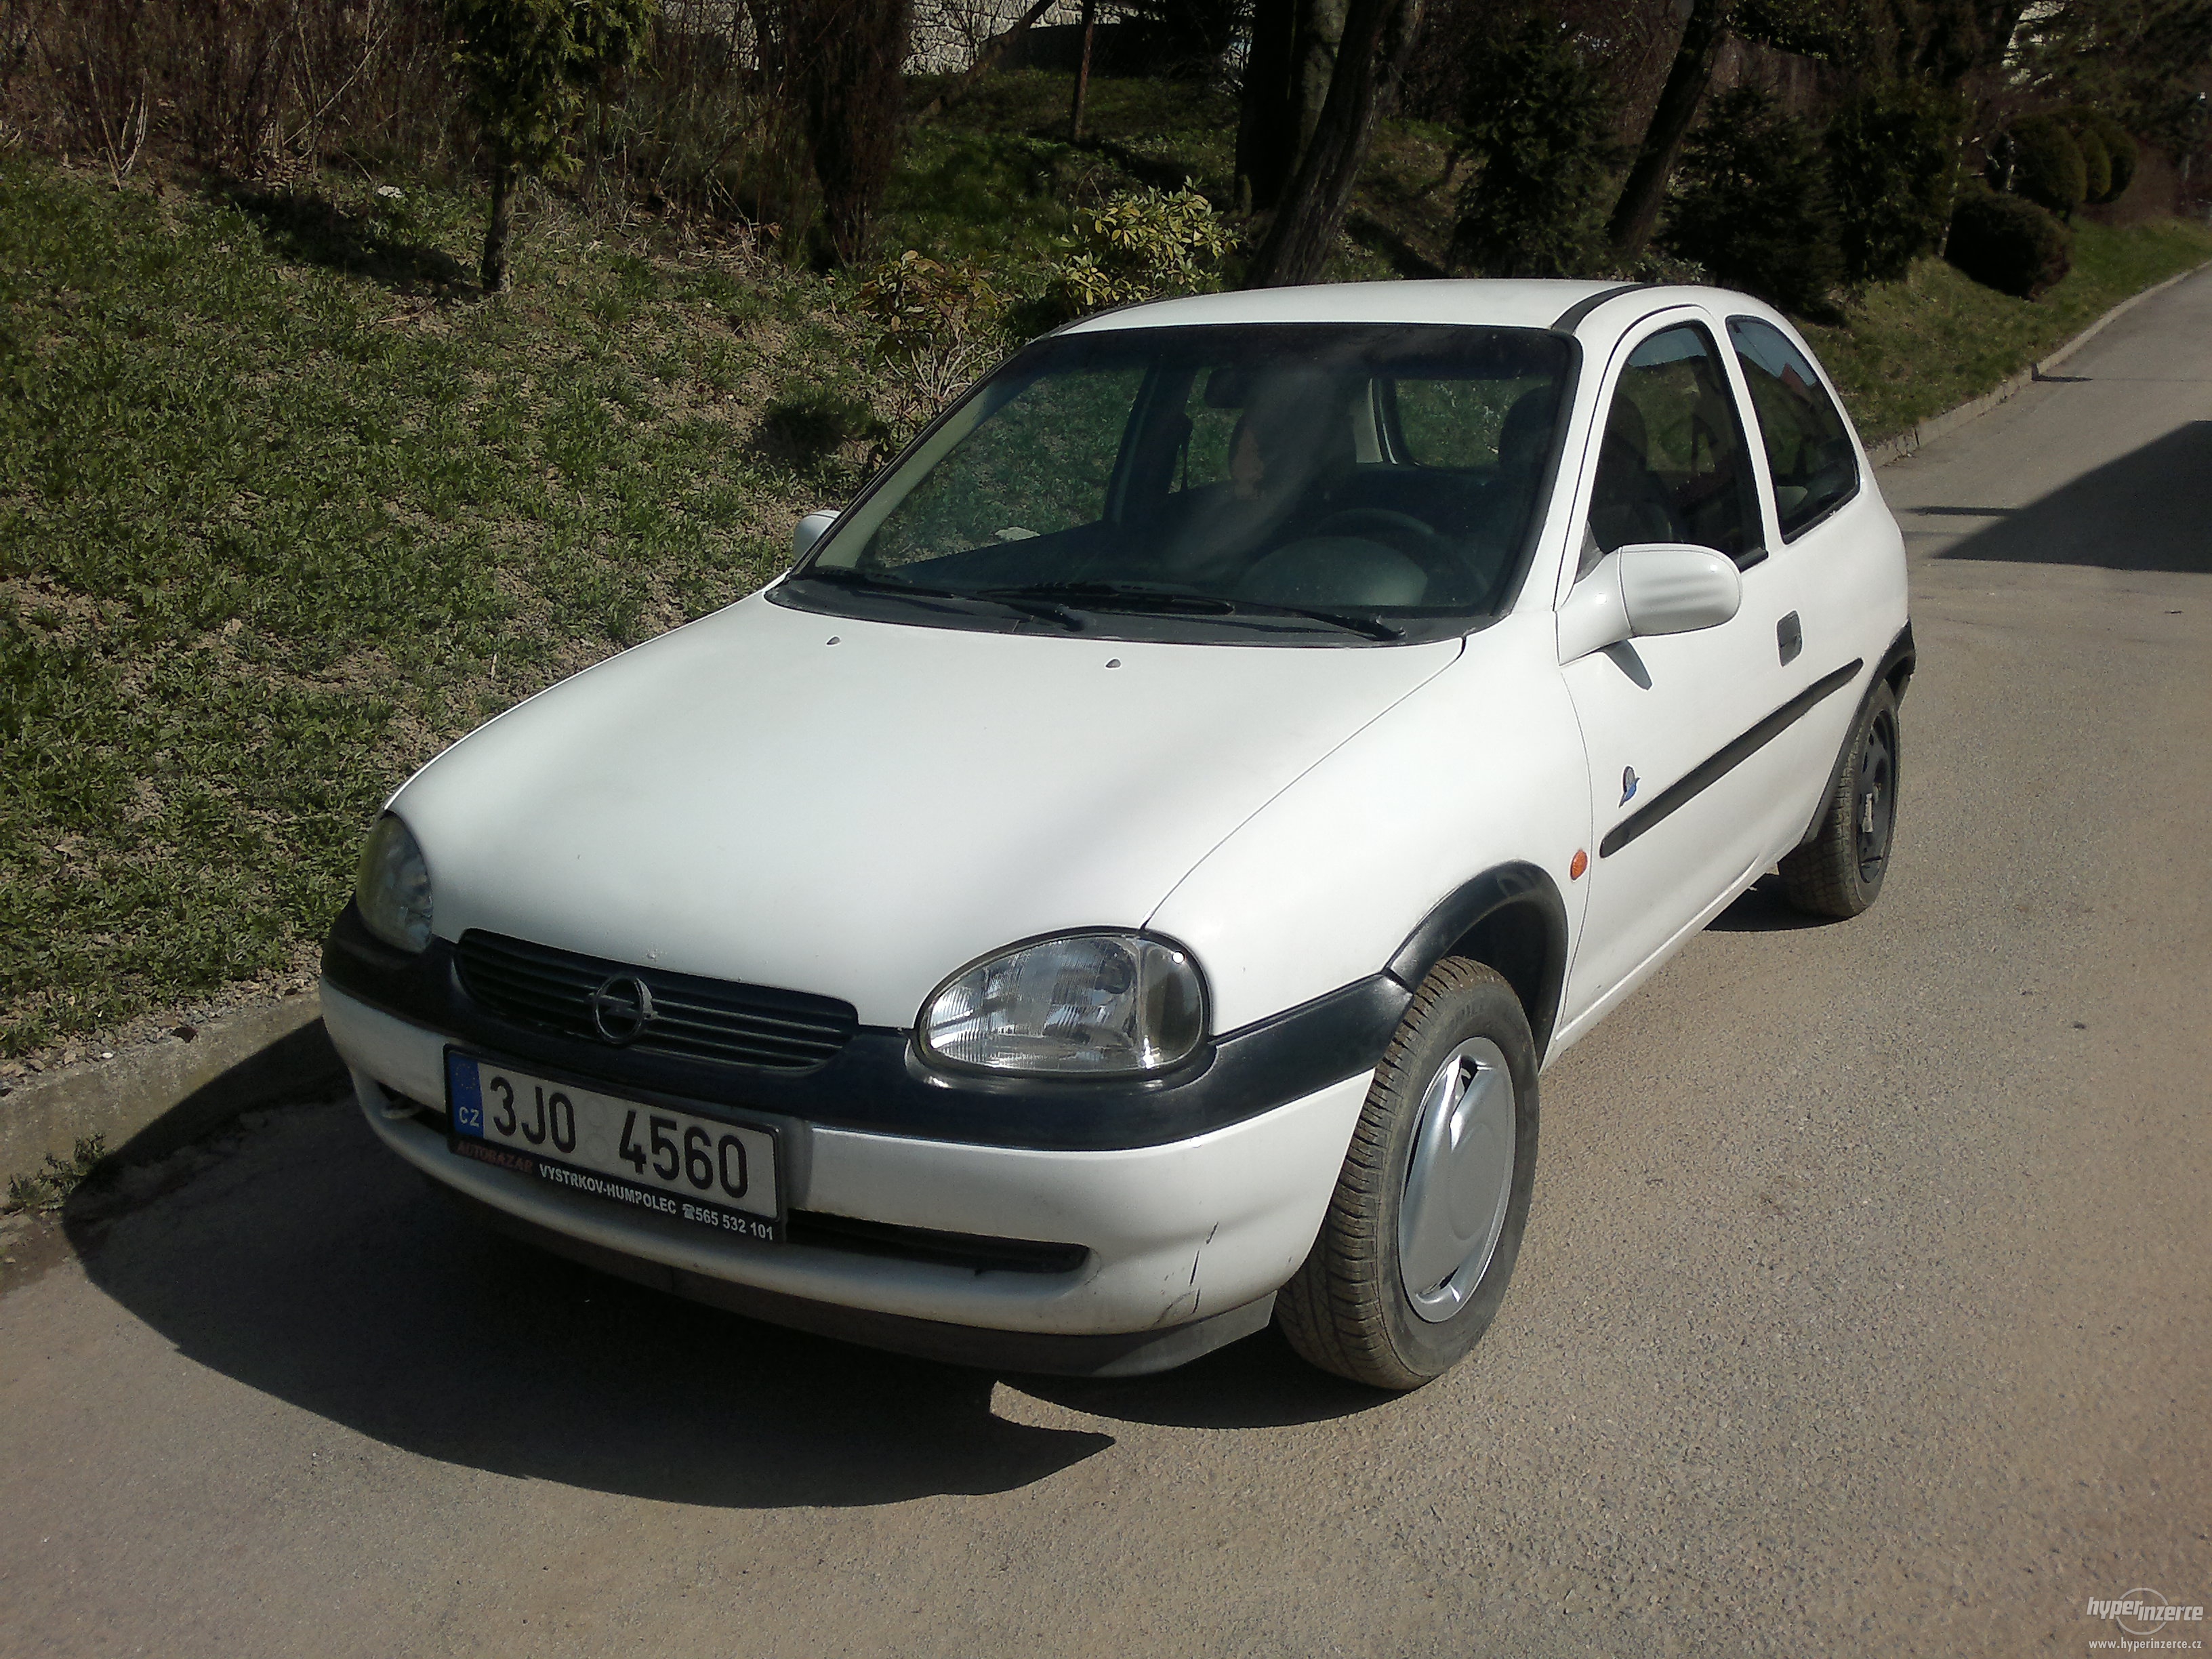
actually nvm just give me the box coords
[447,1052,484,1136]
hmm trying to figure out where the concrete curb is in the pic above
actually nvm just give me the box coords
[2,997,345,1189]
[7,258,2210,1195]
[1866,258,2212,468]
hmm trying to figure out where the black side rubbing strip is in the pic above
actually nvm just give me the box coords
[1551,283,1650,333]
[1599,659,1864,859]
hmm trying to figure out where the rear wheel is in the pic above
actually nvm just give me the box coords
[1277,958,1538,1390]
[1780,680,1900,919]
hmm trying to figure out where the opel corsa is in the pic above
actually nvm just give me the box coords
[323,279,1912,1388]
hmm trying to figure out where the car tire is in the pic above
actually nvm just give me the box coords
[1277,958,1539,1391]
[1778,678,1900,919]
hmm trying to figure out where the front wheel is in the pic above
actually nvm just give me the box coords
[1779,678,1900,919]
[1277,958,1539,1390]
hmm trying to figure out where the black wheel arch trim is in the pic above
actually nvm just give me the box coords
[1384,861,1570,1055]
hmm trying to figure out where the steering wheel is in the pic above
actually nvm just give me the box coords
[1313,507,1437,546]
[1311,508,1484,596]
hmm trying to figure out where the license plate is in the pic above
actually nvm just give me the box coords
[445,1051,781,1243]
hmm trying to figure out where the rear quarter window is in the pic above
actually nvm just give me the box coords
[1727,317,1859,540]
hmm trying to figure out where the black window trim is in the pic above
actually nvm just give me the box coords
[1587,312,1768,573]
[1725,313,1863,546]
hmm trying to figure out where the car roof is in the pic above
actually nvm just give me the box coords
[1059,279,1771,347]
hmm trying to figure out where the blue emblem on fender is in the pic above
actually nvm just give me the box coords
[1621,765,1639,805]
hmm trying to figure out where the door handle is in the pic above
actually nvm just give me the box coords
[1777,611,1803,665]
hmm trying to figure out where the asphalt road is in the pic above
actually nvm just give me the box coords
[4,272,2209,1659]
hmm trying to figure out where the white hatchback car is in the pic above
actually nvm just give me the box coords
[323,279,1910,1389]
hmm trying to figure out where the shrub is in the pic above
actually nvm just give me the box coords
[1946,188,2072,298]
[1826,79,1963,286]
[857,248,1009,439]
[1036,187,1233,323]
[1,0,456,180]
[1447,16,1621,279]
[1116,0,1241,73]
[1660,87,1842,315]
[2072,123,2112,205]
[2070,108,2138,202]
[2099,121,2138,202]
[2007,115,2087,218]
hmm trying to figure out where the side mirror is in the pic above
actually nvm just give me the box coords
[1557,543,1743,664]
[793,510,838,561]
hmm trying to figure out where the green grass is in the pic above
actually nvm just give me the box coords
[1805,216,2212,441]
[0,160,874,1055]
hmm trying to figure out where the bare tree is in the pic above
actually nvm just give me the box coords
[753,0,912,264]
[1244,0,1424,286]
[1605,0,1733,260]
[1235,0,1351,212]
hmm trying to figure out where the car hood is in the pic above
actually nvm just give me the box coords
[394,592,1460,1027]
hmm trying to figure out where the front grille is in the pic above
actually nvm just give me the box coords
[456,930,858,1073]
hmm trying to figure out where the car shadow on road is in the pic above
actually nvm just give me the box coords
[64,1101,1111,1510]
[1015,1325,1398,1430]
[1921,421,2212,574]
[1704,874,1837,933]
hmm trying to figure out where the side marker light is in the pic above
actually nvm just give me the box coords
[1570,850,1589,880]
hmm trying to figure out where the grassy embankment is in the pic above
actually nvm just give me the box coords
[3,85,2208,1067]
[1807,215,2212,439]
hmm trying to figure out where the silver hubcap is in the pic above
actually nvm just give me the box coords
[1397,1037,1517,1323]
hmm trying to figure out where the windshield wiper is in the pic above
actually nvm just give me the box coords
[981,581,1402,641]
[979,581,1235,616]
[1214,598,1405,641]
[797,567,1084,630]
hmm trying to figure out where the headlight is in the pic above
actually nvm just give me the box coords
[919,933,1206,1078]
[354,813,433,953]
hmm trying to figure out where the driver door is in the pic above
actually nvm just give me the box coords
[1556,312,1806,1027]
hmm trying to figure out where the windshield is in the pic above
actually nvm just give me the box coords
[776,322,1576,645]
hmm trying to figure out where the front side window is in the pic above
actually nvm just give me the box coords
[1727,316,1858,539]
[781,323,1577,646]
[1586,323,1762,569]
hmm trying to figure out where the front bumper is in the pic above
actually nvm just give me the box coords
[325,983,1373,1374]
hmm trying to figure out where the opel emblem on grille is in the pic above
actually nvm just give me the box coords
[588,975,655,1045]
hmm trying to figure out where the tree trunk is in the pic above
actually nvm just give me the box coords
[1605,0,1732,261]
[1069,0,1097,142]
[1235,0,1346,214]
[480,159,516,293]
[1235,0,1299,211]
[798,0,914,266]
[1244,0,1422,288]
[1294,0,1349,153]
